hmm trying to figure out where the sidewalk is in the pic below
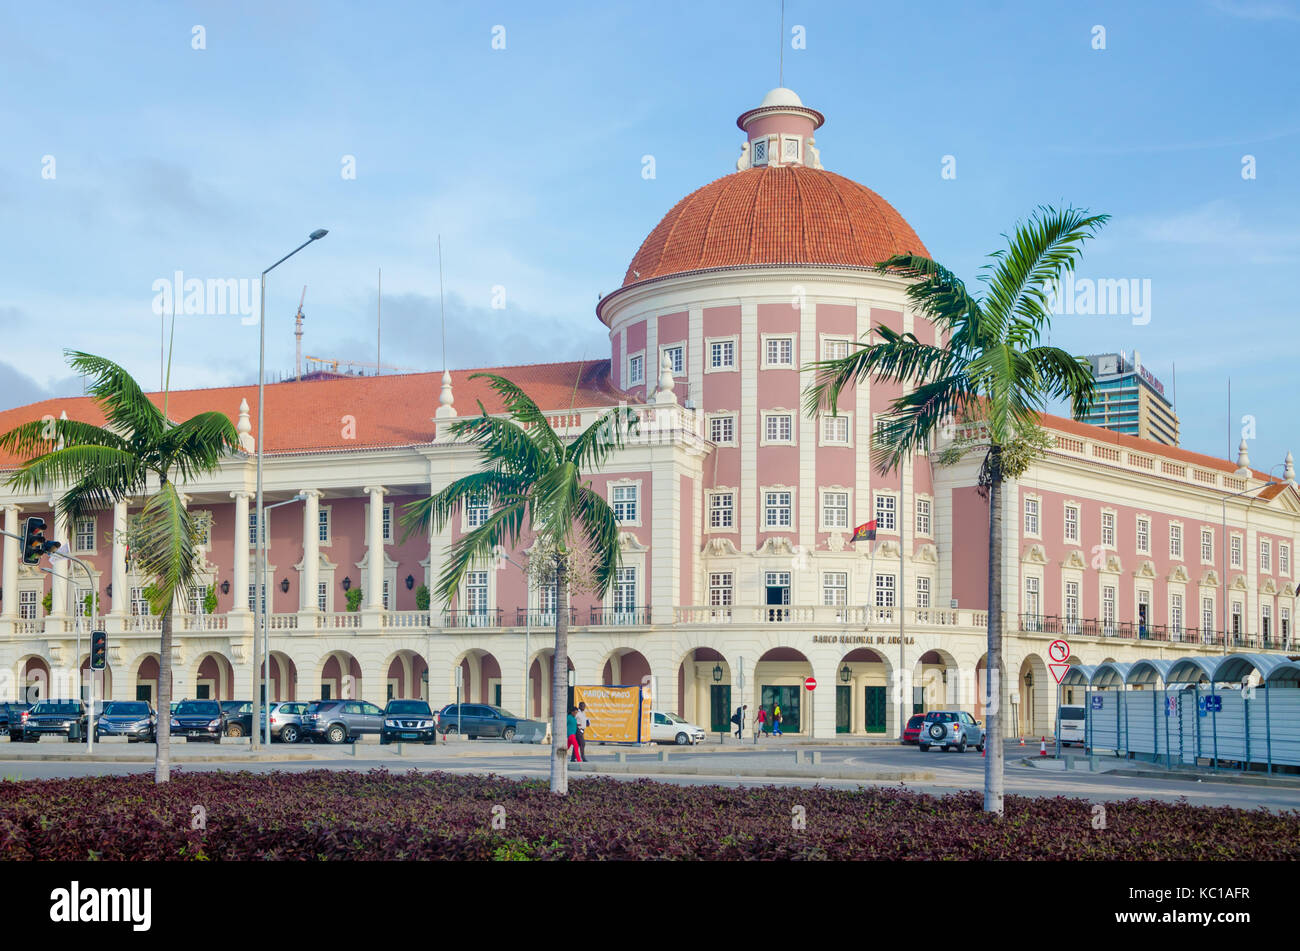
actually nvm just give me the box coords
[1020,754,1300,789]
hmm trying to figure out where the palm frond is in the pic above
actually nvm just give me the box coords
[131,482,197,614]
[64,350,165,443]
[442,410,548,480]
[466,373,563,463]
[869,377,974,474]
[528,462,581,551]
[5,445,143,516]
[803,328,958,418]
[399,468,529,542]
[432,500,528,606]
[1021,346,1097,419]
[565,406,640,472]
[157,412,239,481]
[575,484,621,597]
[0,418,130,462]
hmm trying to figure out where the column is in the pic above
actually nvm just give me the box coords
[364,485,387,610]
[231,491,250,613]
[110,501,127,618]
[2,505,20,619]
[300,489,321,612]
[50,504,68,616]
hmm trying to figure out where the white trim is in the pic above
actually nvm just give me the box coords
[873,490,899,534]
[1168,519,1184,561]
[1135,513,1151,556]
[73,515,100,555]
[1200,526,1214,566]
[818,333,852,362]
[759,333,796,370]
[1021,493,1042,539]
[705,412,738,446]
[914,494,933,538]
[760,485,796,530]
[705,335,738,373]
[608,478,643,528]
[759,409,796,446]
[627,350,645,387]
[706,488,736,533]
[659,342,685,377]
[1062,501,1079,544]
[817,412,852,447]
[818,486,852,533]
[1099,507,1117,550]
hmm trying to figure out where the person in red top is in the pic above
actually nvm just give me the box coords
[753,706,767,743]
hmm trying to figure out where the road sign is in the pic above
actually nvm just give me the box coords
[1048,639,1071,663]
[1207,695,1222,713]
[1165,696,1176,717]
[1049,663,1070,684]
[1198,697,1208,718]
[804,676,817,691]
[1091,695,1103,710]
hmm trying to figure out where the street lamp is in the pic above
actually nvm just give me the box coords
[1221,461,1286,655]
[712,664,723,683]
[257,492,306,746]
[253,229,327,750]
[839,664,851,684]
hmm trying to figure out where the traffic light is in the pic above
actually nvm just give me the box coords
[22,517,59,565]
[90,630,107,671]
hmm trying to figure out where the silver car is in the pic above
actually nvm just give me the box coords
[917,710,985,753]
[260,701,309,743]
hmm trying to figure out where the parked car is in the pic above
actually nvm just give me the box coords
[220,701,253,737]
[901,713,927,745]
[917,710,985,753]
[171,700,225,743]
[0,702,32,740]
[436,703,546,742]
[379,699,438,745]
[301,699,385,744]
[23,700,89,742]
[260,701,309,743]
[650,710,705,745]
[95,701,156,742]
[1057,705,1086,746]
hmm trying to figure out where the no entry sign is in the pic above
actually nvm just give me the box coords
[804,676,817,691]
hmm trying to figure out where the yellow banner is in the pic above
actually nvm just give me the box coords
[574,685,650,743]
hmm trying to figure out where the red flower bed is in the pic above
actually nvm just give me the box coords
[0,770,1295,860]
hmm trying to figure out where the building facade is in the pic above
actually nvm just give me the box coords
[1081,351,1181,445]
[1,88,1294,739]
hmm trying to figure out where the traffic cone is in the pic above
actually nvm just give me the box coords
[1039,736,1047,757]
[1019,735,1025,747]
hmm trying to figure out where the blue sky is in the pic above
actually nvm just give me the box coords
[1,0,1297,470]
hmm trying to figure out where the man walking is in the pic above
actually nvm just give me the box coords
[575,701,591,762]
[753,706,766,743]
[732,704,746,740]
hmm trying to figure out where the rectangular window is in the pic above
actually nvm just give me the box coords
[1136,517,1150,554]
[1261,539,1272,573]
[821,415,849,444]
[1171,593,1184,637]
[915,576,931,609]
[1169,524,1183,559]
[318,508,330,544]
[1282,606,1291,642]
[709,572,733,607]
[613,567,637,614]
[875,494,896,532]
[1201,528,1213,563]
[764,491,792,528]
[765,337,794,366]
[1063,505,1078,543]
[612,484,639,523]
[916,499,931,536]
[1023,498,1039,536]
[709,340,735,369]
[465,571,488,615]
[248,512,260,547]
[382,504,393,543]
[822,571,848,607]
[318,581,328,612]
[1262,604,1272,638]
[19,590,37,620]
[1282,544,1291,576]
[1230,535,1242,568]
[1064,580,1080,623]
[628,353,644,386]
[75,518,95,552]
[875,574,896,608]
[382,578,390,610]
[466,495,489,529]
[822,491,849,529]
[1101,512,1116,548]
[1024,576,1041,623]
[709,415,735,444]
[1103,585,1116,631]
[187,585,208,616]
[1202,597,1214,634]
[764,414,793,442]
[247,584,265,614]
[709,492,734,529]
[1232,600,1242,636]
[823,338,850,361]
[132,586,152,617]
[663,345,684,375]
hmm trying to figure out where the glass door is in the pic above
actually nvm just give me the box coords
[709,685,731,733]
[835,685,851,733]
[760,685,801,733]
[864,686,886,733]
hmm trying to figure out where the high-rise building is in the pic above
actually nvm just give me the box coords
[1081,350,1180,445]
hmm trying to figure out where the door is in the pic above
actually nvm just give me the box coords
[360,701,384,734]
[709,685,731,733]
[136,684,152,703]
[761,685,801,733]
[864,686,886,733]
[835,685,851,734]
[342,702,364,735]
[652,711,671,742]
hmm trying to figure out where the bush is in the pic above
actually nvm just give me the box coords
[0,771,1296,861]
[414,585,430,611]
[345,588,363,612]
[203,588,218,615]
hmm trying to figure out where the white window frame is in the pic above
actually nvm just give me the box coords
[819,488,850,532]
[1202,595,1215,635]
[820,335,851,361]
[1135,516,1150,555]
[760,410,796,446]
[1230,533,1243,569]
[1102,584,1117,634]
[1063,504,1079,543]
[915,575,931,609]
[464,570,491,621]
[780,134,802,164]
[706,413,737,446]
[821,571,848,607]
[1169,521,1183,561]
[760,334,795,369]
[818,413,851,447]
[1022,495,1040,538]
[751,135,770,166]
[19,588,39,620]
[1200,527,1213,565]
[363,503,396,544]
[318,505,332,546]
[627,351,645,387]
[1063,578,1081,634]
[1281,543,1291,577]
[707,490,735,532]
[874,573,896,608]
[709,572,733,607]
[317,580,329,613]
[1261,602,1273,639]
[915,497,932,537]
[1024,575,1042,627]
[74,517,97,554]
[464,494,490,531]
[609,479,642,527]
[611,565,638,619]
[763,487,794,529]
[1260,538,1272,573]
[874,492,897,533]
[1170,591,1185,639]
[659,343,685,376]
[705,336,738,372]
[1100,509,1116,550]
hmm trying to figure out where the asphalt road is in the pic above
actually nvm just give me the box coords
[3,738,1298,812]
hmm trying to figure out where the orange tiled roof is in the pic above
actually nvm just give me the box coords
[622,165,929,288]
[0,359,627,467]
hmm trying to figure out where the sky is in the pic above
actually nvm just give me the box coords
[1,0,1297,470]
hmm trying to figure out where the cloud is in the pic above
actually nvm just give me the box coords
[1128,200,1300,260]
[0,361,85,413]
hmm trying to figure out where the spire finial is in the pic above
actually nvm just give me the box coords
[436,370,457,418]
[654,353,677,405]
[237,398,255,452]
[1235,438,1251,476]
[1285,451,1295,485]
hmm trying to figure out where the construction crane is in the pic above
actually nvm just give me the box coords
[303,355,417,375]
[293,286,307,379]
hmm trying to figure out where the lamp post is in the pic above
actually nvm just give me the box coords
[1220,462,1285,656]
[259,494,305,745]
[253,229,327,750]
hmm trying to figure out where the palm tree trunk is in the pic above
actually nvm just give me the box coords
[984,455,1004,815]
[549,560,569,796]
[155,605,173,784]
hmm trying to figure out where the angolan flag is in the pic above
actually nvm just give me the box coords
[851,520,877,543]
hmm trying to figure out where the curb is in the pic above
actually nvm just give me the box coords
[569,763,934,781]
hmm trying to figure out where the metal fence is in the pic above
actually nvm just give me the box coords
[1059,653,1300,774]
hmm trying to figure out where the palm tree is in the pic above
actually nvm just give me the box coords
[0,351,238,783]
[804,205,1107,815]
[400,373,637,795]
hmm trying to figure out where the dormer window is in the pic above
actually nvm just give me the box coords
[751,137,769,166]
[781,136,801,164]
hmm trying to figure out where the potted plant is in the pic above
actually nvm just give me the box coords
[414,584,430,611]
[345,588,363,612]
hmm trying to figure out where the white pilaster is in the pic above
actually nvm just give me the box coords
[740,301,759,555]
[301,489,322,611]
[798,299,817,604]
[111,501,127,618]
[231,491,250,614]
[365,485,388,609]
[50,504,68,616]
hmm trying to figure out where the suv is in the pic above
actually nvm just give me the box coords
[171,700,225,742]
[0,702,32,740]
[220,701,253,737]
[24,700,89,742]
[379,699,438,745]
[95,701,156,742]
[301,699,385,744]
[917,710,985,753]
[436,703,546,741]
[261,701,309,743]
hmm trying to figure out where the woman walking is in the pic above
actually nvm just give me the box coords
[566,706,583,762]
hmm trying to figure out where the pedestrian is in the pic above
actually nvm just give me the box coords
[575,701,591,761]
[730,705,743,740]
[773,702,783,736]
[566,706,582,762]
[753,706,766,743]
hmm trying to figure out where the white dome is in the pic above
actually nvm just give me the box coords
[759,87,804,108]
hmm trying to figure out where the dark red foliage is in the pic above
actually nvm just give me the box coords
[0,770,1295,860]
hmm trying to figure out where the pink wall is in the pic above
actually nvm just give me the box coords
[680,475,694,606]
[952,487,990,609]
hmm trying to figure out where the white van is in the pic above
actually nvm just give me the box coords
[1058,705,1086,746]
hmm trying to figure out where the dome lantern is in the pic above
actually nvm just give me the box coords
[736,87,825,171]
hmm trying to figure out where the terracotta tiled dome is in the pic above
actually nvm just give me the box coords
[622,164,928,287]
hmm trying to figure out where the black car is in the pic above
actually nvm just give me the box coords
[95,701,157,743]
[220,701,253,737]
[0,702,32,741]
[170,700,225,742]
[379,699,438,745]
[435,703,546,741]
[24,700,89,742]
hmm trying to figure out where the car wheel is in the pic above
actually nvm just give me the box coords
[226,723,244,737]
[379,734,391,746]
[444,725,458,735]
[502,727,516,741]
[956,738,967,753]
[212,734,221,744]
[675,732,689,745]
[976,742,985,752]
[326,724,347,744]
[280,725,300,744]
[918,743,930,752]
